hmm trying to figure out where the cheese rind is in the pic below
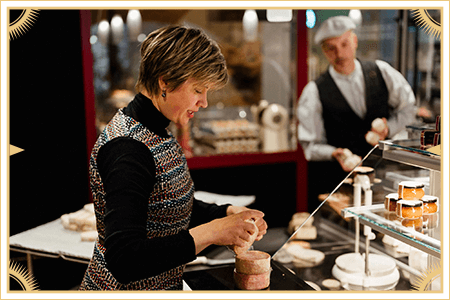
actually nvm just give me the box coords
[234,269,271,290]
[235,250,271,274]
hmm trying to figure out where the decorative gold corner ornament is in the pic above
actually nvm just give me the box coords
[8,260,39,291]
[410,262,442,291]
[411,9,441,40]
[8,9,40,40]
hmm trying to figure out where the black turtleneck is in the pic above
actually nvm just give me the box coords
[96,93,229,284]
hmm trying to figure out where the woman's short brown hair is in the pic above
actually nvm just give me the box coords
[135,25,228,96]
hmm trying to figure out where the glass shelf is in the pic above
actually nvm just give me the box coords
[378,139,440,171]
[342,204,440,258]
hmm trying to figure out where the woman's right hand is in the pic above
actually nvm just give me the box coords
[189,209,265,254]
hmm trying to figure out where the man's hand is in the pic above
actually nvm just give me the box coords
[367,117,389,146]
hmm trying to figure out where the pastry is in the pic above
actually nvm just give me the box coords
[83,203,95,214]
[288,240,311,249]
[292,226,317,240]
[322,278,341,290]
[396,200,423,218]
[288,212,314,233]
[272,248,294,264]
[80,230,98,242]
[286,244,325,268]
[61,204,96,232]
[288,212,317,240]
[384,193,399,212]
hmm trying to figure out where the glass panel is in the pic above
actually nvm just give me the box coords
[343,205,440,255]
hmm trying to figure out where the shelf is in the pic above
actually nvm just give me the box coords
[342,204,440,258]
[378,140,440,171]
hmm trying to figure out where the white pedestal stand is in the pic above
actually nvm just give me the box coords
[332,174,399,290]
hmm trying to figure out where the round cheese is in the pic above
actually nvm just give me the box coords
[235,250,271,275]
[234,269,270,290]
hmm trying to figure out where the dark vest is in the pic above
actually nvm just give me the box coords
[316,60,390,157]
[80,109,194,290]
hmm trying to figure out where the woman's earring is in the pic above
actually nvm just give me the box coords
[162,90,166,98]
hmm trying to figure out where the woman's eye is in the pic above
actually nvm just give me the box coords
[195,90,202,94]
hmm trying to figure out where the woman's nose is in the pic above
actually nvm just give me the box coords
[198,94,208,108]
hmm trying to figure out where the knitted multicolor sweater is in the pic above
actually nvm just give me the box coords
[80,109,194,290]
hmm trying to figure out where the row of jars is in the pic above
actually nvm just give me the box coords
[384,181,439,232]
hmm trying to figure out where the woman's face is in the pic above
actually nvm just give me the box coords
[159,78,209,126]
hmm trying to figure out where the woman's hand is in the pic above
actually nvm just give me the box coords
[226,206,267,241]
[189,209,267,254]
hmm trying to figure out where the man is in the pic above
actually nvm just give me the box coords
[297,15,417,210]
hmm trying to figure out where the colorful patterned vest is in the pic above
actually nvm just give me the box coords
[79,109,194,290]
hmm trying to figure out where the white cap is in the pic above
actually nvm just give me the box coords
[314,16,356,45]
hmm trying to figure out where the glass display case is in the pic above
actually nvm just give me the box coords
[341,139,441,290]
[182,137,442,291]
[257,136,441,291]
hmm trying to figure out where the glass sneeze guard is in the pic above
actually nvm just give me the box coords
[378,139,440,171]
[342,139,441,259]
[342,204,440,258]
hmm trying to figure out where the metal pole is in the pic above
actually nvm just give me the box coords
[400,10,409,76]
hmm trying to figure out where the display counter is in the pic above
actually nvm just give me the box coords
[184,260,313,290]
[9,139,441,291]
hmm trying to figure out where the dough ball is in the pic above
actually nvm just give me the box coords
[372,118,387,132]
[365,131,380,145]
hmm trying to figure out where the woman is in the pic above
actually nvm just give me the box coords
[79,25,267,290]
